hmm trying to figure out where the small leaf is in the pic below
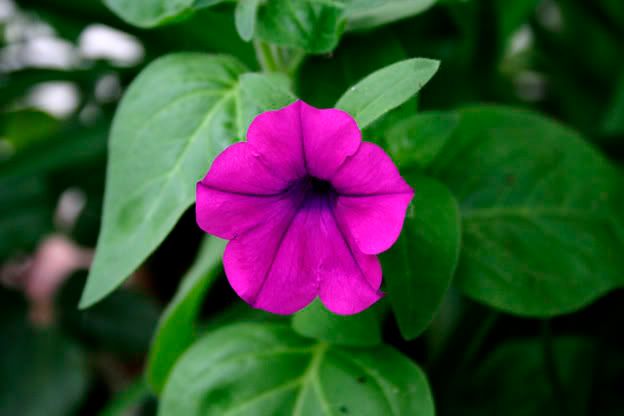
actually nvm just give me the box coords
[431,106,624,316]
[345,0,437,31]
[235,0,262,42]
[160,323,435,416]
[104,0,196,28]
[146,236,226,393]
[382,174,461,340]
[80,54,294,308]
[292,299,385,347]
[256,0,346,53]
[335,58,439,129]
[384,111,460,170]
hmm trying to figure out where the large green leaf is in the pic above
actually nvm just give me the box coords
[382,174,461,340]
[335,58,439,129]
[450,337,594,416]
[80,54,294,308]
[291,299,385,347]
[256,0,346,53]
[431,106,624,316]
[383,111,460,170]
[147,236,226,393]
[160,323,435,415]
[345,0,436,31]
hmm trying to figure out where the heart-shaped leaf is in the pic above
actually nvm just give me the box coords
[80,54,294,308]
[431,106,624,316]
[160,323,435,415]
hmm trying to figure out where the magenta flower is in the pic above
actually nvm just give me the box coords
[196,101,413,315]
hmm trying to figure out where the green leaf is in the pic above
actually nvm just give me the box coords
[80,54,294,308]
[147,236,226,393]
[292,299,385,347]
[0,320,88,416]
[256,0,346,53]
[297,30,409,107]
[451,337,594,416]
[104,0,196,27]
[603,71,624,135]
[160,323,435,415]
[382,174,461,340]
[238,72,297,137]
[384,111,460,170]
[431,106,624,316]
[235,0,262,42]
[345,0,436,31]
[2,110,60,152]
[494,0,540,46]
[335,58,439,129]
[0,176,53,262]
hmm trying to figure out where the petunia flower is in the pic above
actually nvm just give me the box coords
[196,100,413,315]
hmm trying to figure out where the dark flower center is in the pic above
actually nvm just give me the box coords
[307,176,333,195]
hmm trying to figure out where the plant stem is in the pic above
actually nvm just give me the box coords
[254,39,279,73]
[541,320,569,415]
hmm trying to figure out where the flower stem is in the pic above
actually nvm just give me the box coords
[254,40,306,77]
[254,39,280,73]
[541,320,570,415]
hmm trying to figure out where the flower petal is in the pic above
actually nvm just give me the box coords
[318,205,383,315]
[196,184,295,240]
[246,101,306,182]
[331,142,413,195]
[298,101,361,180]
[196,142,296,240]
[223,197,382,315]
[246,100,362,182]
[331,142,414,254]
[335,193,413,254]
[223,197,318,315]
[200,142,290,194]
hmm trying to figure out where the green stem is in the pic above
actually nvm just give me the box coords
[454,311,498,375]
[254,40,306,77]
[254,40,280,73]
[541,320,569,415]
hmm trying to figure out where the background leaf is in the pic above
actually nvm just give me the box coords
[291,299,385,347]
[234,0,262,42]
[431,106,624,316]
[450,337,594,416]
[382,174,461,340]
[0,315,88,416]
[345,0,437,31]
[335,58,439,129]
[104,0,198,28]
[256,0,346,53]
[160,323,435,415]
[383,111,460,170]
[147,236,226,393]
